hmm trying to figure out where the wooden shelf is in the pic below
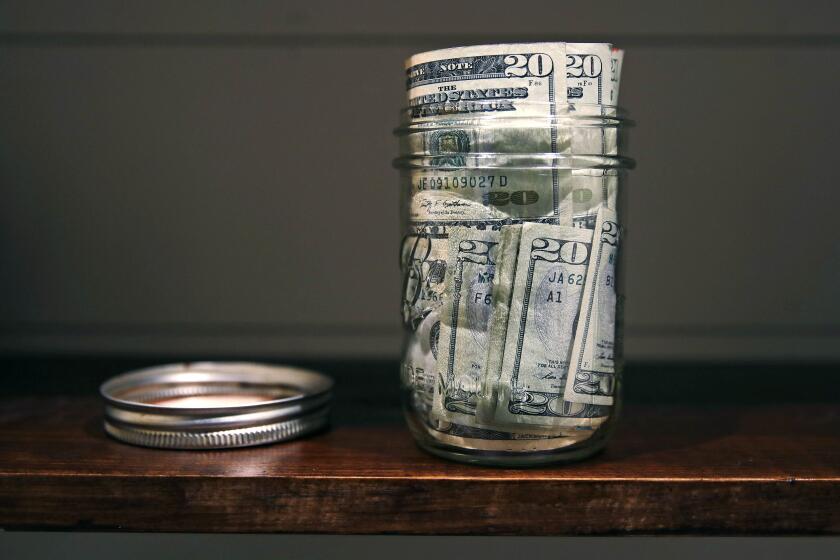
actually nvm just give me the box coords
[1,395,839,534]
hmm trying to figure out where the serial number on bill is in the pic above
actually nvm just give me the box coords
[414,175,508,190]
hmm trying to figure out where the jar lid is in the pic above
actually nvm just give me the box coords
[100,362,333,449]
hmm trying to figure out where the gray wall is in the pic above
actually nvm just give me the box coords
[1,1,839,361]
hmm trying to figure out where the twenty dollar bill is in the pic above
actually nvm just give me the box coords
[486,222,609,429]
[564,206,620,405]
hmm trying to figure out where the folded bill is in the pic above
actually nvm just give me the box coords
[402,43,624,158]
[400,225,450,417]
[399,42,627,446]
[406,167,572,225]
[565,206,620,406]
[483,222,610,430]
[405,42,620,116]
[433,226,502,426]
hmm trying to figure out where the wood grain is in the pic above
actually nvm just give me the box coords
[0,397,838,534]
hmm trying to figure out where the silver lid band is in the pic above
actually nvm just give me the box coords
[100,362,333,450]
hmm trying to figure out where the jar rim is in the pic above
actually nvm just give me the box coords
[393,153,635,170]
[398,102,633,130]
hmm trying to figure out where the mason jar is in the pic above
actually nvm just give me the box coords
[395,105,633,466]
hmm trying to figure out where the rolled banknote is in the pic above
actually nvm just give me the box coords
[404,165,619,231]
[401,43,624,157]
[433,226,502,426]
[400,224,450,417]
[483,222,610,430]
[405,166,572,225]
[398,116,625,158]
[401,43,625,231]
[610,47,624,105]
[399,42,629,451]
[564,206,620,405]
[406,42,619,116]
[477,225,522,424]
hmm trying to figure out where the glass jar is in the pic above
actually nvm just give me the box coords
[395,104,633,466]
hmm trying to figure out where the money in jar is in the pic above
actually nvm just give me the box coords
[394,43,634,466]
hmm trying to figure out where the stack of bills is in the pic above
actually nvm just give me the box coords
[399,43,627,448]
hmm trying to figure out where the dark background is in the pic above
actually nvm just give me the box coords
[2,0,839,362]
[1,1,839,556]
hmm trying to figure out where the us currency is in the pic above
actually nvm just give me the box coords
[566,45,623,153]
[403,43,623,230]
[565,206,620,406]
[398,117,622,158]
[402,222,586,441]
[406,43,618,117]
[476,225,522,425]
[399,222,513,426]
[402,43,623,157]
[433,227,501,426]
[400,225,449,418]
[487,222,610,430]
[401,42,625,442]
[571,169,618,229]
[570,45,622,154]
[610,48,624,105]
[402,125,619,227]
[407,167,572,225]
[416,417,596,452]
[406,167,616,233]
